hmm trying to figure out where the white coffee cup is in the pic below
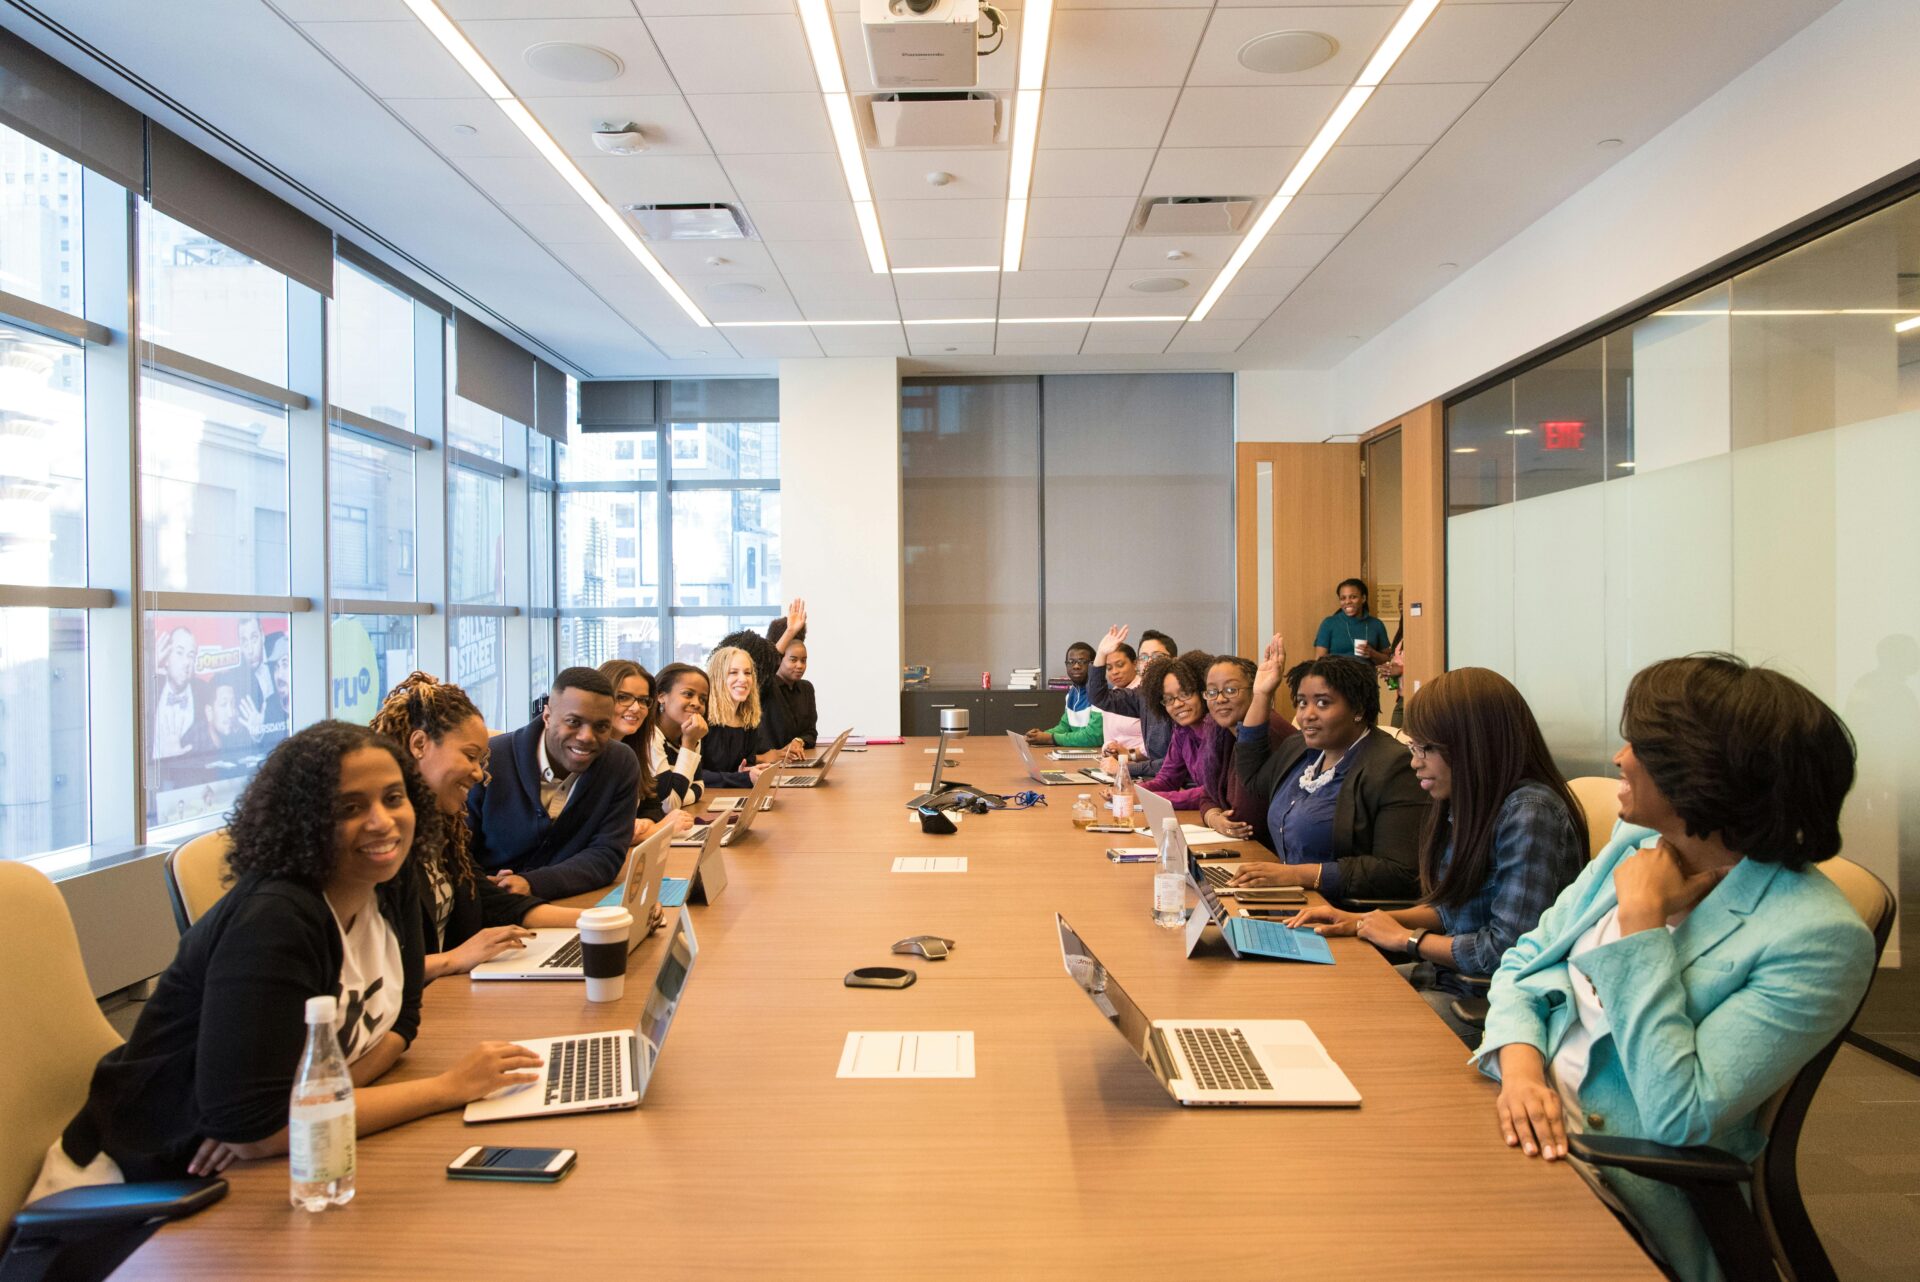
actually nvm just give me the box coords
[1352,638,1368,657]
[577,905,633,1002]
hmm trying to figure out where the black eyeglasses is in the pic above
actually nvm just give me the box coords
[613,692,650,710]
[1161,690,1198,707]
[1202,684,1246,702]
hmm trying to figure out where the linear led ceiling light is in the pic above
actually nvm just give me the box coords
[797,0,889,273]
[1898,315,1920,334]
[891,265,1001,274]
[1188,0,1441,323]
[1001,0,1055,272]
[712,314,1187,329]
[400,0,711,328]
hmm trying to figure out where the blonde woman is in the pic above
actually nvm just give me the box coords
[699,645,803,788]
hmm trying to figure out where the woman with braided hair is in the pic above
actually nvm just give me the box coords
[370,672,583,980]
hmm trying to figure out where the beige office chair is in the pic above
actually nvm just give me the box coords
[0,863,225,1279]
[1565,775,1623,858]
[162,829,233,935]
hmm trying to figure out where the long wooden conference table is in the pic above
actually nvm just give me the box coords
[123,736,1652,1279]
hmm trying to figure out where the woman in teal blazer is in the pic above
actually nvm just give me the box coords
[1475,655,1874,1282]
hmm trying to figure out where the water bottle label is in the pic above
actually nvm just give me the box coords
[290,1099,355,1183]
[1112,794,1134,819]
[1154,872,1184,913]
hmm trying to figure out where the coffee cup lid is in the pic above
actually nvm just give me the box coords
[580,905,633,930]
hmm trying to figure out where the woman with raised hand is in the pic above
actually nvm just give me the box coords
[720,597,813,750]
[1087,624,1172,779]
[1285,667,1585,1042]
[1194,648,1297,842]
[371,673,586,981]
[1229,640,1425,901]
[596,659,697,847]
[1474,655,1874,1282]
[33,722,540,1194]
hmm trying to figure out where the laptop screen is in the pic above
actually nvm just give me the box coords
[1055,914,1156,1069]
[1133,784,1172,832]
[633,908,698,1099]
[1187,853,1231,927]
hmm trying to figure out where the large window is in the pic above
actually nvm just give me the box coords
[140,204,287,387]
[0,609,88,857]
[139,375,290,595]
[0,124,81,314]
[0,325,86,587]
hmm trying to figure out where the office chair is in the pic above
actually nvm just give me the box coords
[0,863,225,1282]
[162,828,233,935]
[1564,856,1893,1282]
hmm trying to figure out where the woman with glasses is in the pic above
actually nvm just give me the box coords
[371,673,585,981]
[1229,639,1426,901]
[1195,654,1298,842]
[1286,667,1585,1042]
[597,659,696,844]
[1131,649,1229,810]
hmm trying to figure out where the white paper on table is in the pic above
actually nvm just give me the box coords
[837,1031,976,1079]
[892,856,968,872]
[907,808,963,824]
[1181,824,1238,846]
[923,746,964,754]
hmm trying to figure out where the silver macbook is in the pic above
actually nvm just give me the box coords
[464,907,699,1123]
[659,806,730,908]
[778,727,852,788]
[470,823,673,981]
[677,761,778,846]
[1054,913,1359,1107]
[1132,785,1247,886]
[1007,731,1102,786]
[789,727,852,770]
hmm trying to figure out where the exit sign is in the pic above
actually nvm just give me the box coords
[1541,420,1586,450]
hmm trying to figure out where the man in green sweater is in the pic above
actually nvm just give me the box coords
[1023,642,1104,747]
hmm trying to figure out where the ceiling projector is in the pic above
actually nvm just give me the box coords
[862,0,983,90]
[590,122,648,155]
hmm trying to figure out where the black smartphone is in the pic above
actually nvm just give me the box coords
[447,1146,576,1182]
[845,966,916,989]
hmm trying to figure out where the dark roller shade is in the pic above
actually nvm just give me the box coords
[534,358,567,443]
[149,125,334,298]
[0,27,143,192]
[662,378,777,422]
[454,310,536,427]
[579,379,658,430]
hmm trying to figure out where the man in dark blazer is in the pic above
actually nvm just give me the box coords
[467,666,640,900]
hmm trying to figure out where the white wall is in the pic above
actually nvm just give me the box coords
[1234,369,1334,442]
[1320,0,1920,436]
[778,357,904,737]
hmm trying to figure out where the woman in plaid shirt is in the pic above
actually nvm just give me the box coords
[1288,667,1587,1044]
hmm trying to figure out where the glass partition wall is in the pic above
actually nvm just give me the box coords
[1445,184,1920,1068]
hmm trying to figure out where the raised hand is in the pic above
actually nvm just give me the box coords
[1252,633,1287,697]
[1094,624,1129,660]
[786,597,807,633]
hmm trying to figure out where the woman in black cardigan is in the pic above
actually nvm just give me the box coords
[371,672,584,980]
[41,723,541,1189]
[1229,640,1426,903]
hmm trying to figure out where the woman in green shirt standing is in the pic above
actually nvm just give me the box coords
[1313,578,1391,664]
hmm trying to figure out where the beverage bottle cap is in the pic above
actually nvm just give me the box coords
[304,995,337,1023]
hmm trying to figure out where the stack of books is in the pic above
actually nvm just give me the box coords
[902,665,930,689]
[1046,677,1072,691]
[1008,667,1041,690]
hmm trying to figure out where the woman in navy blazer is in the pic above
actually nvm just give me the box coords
[1477,655,1874,1282]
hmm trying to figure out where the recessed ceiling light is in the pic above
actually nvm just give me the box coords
[524,41,623,83]
[1597,137,1624,148]
[1452,447,1478,454]
[1617,461,1636,468]
[450,123,478,137]
[1165,250,1188,261]
[1505,428,1533,436]
[926,171,953,187]
[1238,30,1339,75]
[1128,276,1189,293]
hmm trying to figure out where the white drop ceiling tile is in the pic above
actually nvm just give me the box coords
[867,150,1010,201]
[1059,0,1212,8]
[1112,236,1236,269]
[887,238,1002,269]
[904,322,1000,343]
[878,199,1003,241]
[276,0,408,19]
[445,1,637,15]
[384,98,526,157]
[655,334,737,359]
[687,93,835,155]
[1186,6,1398,88]
[724,329,826,358]
[1212,0,1396,6]
[503,202,617,242]
[765,239,873,274]
[632,0,793,14]
[899,297,999,321]
[781,271,899,304]
[996,298,1102,320]
[799,299,900,322]
[1016,236,1121,271]
[543,240,644,279]
[1163,86,1346,149]
[646,13,815,94]
[1046,7,1211,88]
[1168,317,1260,351]
[1104,267,1204,299]
[1029,148,1156,199]
[1079,335,1175,355]
[891,272,1003,301]
[1306,144,1426,195]
[1247,232,1342,268]
[450,154,576,205]
[1035,89,1180,151]
[746,201,862,240]
[1230,265,1312,295]
[1142,147,1299,197]
[644,240,778,276]
[815,329,910,358]
[908,337,997,356]
[1023,197,1136,239]
[720,153,851,204]
[462,19,679,98]
[1200,293,1284,322]
[520,95,711,156]
[1340,83,1484,146]
[575,153,739,205]
[1388,3,1563,86]
[1090,298,1191,320]
[1273,191,1378,235]
[697,286,803,323]
[998,270,1108,299]
[994,339,1087,356]
[300,21,482,99]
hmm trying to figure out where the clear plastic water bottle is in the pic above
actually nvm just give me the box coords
[1153,817,1187,928]
[1109,759,1136,825]
[289,995,356,1211]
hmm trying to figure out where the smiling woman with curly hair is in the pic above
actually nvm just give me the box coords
[33,722,545,1198]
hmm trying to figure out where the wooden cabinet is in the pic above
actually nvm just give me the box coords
[900,689,1067,737]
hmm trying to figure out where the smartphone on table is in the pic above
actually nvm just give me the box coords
[447,1146,577,1182]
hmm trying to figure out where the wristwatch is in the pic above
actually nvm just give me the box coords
[1404,928,1429,959]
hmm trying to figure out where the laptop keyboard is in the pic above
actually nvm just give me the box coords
[780,776,820,787]
[1040,771,1072,784]
[1199,864,1234,888]
[540,935,583,969]
[1176,1027,1272,1093]
[543,1032,626,1106]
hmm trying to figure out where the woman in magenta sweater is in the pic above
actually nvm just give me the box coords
[1134,650,1228,809]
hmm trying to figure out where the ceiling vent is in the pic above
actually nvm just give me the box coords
[1134,196,1258,236]
[622,203,757,241]
[868,91,1001,148]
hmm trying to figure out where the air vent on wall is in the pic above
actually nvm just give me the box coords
[622,203,757,241]
[867,91,1001,148]
[1134,196,1257,236]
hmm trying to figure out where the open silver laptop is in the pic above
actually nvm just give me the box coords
[470,823,672,981]
[789,726,852,770]
[677,761,777,845]
[778,727,852,788]
[1132,785,1247,886]
[660,806,730,908]
[1054,913,1359,1107]
[464,907,698,1122]
[1007,730,1102,786]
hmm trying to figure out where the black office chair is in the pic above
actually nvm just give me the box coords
[1567,856,1894,1282]
[2,1181,228,1282]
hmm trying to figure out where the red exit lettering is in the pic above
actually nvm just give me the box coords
[1540,420,1586,450]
